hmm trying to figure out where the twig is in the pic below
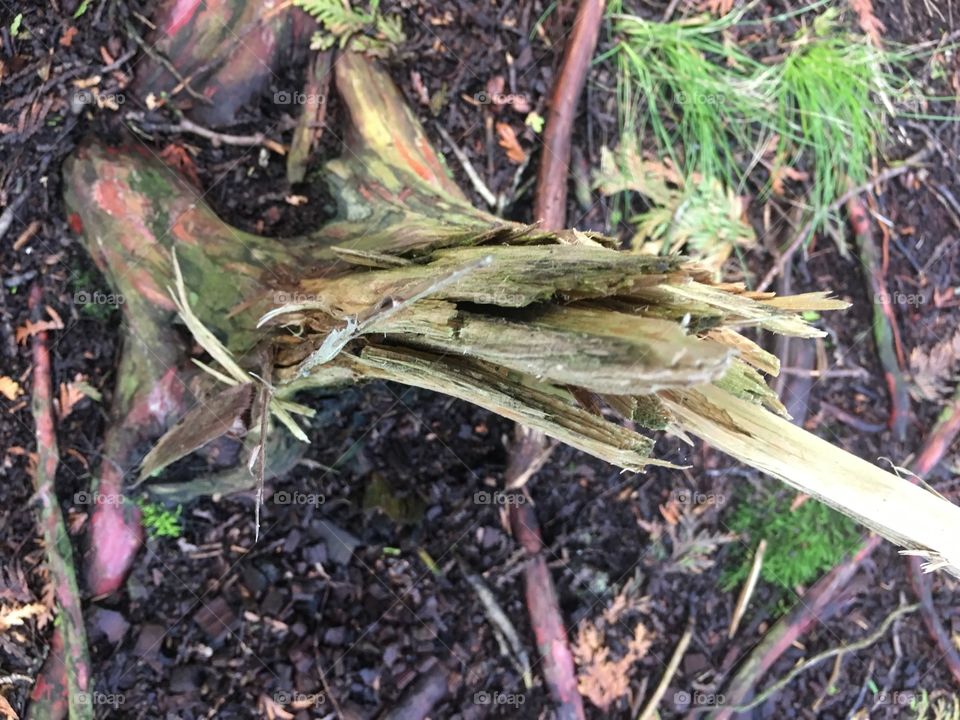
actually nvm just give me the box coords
[848,195,910,440]
[28,285,94,720]
[728,539,766,639]
[756,147,931,292]
[506,427,586,720]
[141,116,286,155]
[435,125,497,208]
[533,0,605,228]
[637,616,694,720]
[462,566,533,688]
[719,603,918,714]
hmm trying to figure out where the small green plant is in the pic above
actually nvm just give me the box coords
[10,13,23,35]
[73,0,92,19]
[721,491,861,595]
[605,4,914,236]
[137,499,183,539]
[294,0,404,56]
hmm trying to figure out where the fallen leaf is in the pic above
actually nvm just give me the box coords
[59,26,78,47]
[410,71,430,106]
[15,307,64,345]
[0,602,49,631]
[0,377,22,401]
[699,0,735,15]
[158,144,200,187]
[849,0,885,45]
[770,164,809,196]
[495,122,526,164]
[910,329,960,401]
[58,379,88,420]
[0,693,18,720]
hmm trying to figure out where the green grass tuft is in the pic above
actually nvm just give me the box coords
[605,4,918,236]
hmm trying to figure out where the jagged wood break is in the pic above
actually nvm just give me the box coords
[66,51,960,590]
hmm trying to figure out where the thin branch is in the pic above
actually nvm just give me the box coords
[637,616,694,720]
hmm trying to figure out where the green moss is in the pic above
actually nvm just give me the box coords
[721,491,862,597]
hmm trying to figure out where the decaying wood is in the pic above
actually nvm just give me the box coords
[66,47,960,588]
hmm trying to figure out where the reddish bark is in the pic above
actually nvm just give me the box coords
[27,285,92,720]
[534,0,605,228]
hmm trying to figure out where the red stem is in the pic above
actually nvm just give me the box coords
[533,0,605,229]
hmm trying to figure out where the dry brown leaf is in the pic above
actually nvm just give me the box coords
[59,26,78,47]
[849,0,885,45]
[910,329,960,401]
[0,602,49,631]
[575,622,652,710]
[15,306,64,345]
[58,381,87,421]
[700,0,736,15]
[496,122,526,164]
[0,694,18,720]
[770,164,809,196]
[0,377,23,401]
[158,144,200,188]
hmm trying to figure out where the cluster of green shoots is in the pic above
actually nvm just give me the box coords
[604,3,916,234]
[137,498,183,539]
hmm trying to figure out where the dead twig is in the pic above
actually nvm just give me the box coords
[435,124,497,208]
[136,115,286,155]
[728,539,766,639]
[907,383,960,685]
[506,427,586,720]
[637,616,694,720]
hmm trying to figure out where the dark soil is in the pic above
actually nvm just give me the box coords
[2,1,959,719]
